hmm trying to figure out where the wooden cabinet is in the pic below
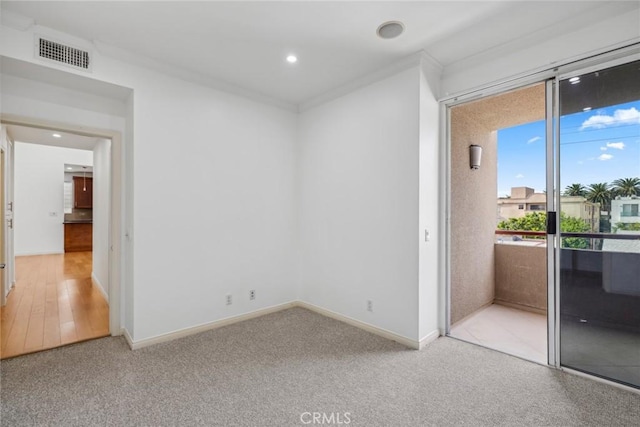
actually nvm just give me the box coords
[64,223,92,252]
[73,176,93,209]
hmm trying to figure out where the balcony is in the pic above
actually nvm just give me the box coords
[451,230,547,364]
[451,230,640,371]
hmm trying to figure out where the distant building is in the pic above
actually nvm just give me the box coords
[561,196,600,232]
[610,196,640,230]
[497,187,546,221]
[603,198,640,295]
[497,187,600,231]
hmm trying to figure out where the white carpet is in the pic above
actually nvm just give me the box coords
[2,307,639,426]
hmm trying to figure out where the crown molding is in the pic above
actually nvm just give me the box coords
[298,50,443,113]
[3,14,442,115]
[418,50,444,75]
[93,41,297,112]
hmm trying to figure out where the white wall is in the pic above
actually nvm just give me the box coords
[124,93,134,336]
[14,142,92,255]
[418,65,441,341]
[297,67,421,341]
[130,73,297,340]
[1,74,128,131]
[93,138,111,300]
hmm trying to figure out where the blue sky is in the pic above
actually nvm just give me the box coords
[497,100,640,197]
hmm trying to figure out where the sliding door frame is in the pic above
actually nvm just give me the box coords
[442,43,640,370]
[545,78,559,367]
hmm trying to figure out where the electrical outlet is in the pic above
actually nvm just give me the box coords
[366,300,373,312]
[226,294,232,305]
[249,290,256,300]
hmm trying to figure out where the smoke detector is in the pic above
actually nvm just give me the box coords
[377,21,405,39]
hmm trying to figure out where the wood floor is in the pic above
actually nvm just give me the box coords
[0,252,109,359]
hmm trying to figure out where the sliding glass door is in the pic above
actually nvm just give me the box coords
[446,52,640,389]
[557,59,640,388]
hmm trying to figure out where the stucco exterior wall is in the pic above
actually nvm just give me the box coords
[450,83,545,323]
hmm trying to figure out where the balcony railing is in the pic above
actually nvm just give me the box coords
[494,230,640,314]
[494,234,546,312]
[495,230,546,237]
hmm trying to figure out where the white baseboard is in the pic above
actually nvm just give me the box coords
[122,328,134,350]
[128,301,296,350]
[91,272,109,304]
[123,300,440,352]
[15,251,64,257]
[296,301,421,349]
[419,329,441,349]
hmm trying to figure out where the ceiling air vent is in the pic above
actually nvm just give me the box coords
[38,37,90,70]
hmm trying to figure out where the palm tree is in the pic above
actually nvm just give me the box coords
[564,183,587,197]
[586,182,611,212]
[611,177,640,197]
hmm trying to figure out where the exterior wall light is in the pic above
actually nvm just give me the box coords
[469,145,482,170]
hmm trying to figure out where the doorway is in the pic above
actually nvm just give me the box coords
[0,124,113,359]
[447,83,548,365]
[1,147,5,306]
[446,53,640,389]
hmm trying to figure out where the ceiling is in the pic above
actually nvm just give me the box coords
[65,164,93,174]
[7,125,99,150]
[1,1,637,106]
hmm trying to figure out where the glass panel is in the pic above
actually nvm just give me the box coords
[559,59,640,388]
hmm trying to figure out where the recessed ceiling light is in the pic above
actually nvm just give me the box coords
[66,167,73,170]
[286,55,298,64]
[52,133,62,138]
[377,21,405,39]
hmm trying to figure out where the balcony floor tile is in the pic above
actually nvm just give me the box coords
[450,304,547,364]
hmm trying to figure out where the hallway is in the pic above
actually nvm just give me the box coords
[0,252,108,359]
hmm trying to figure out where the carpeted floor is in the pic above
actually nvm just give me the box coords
[1,307,639,426]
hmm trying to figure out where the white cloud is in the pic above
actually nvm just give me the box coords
[600,147,607,151]
[515,173,524,179]
[606,141,625,150]
[598,153,613,161]
[527,136,541,144]
[581,107,640,130]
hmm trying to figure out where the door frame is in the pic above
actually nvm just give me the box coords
[1,146,5,306]
[441,43,640,368]
[0,130,13,307]
[0,114,123,336]
[546,77,559,367]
